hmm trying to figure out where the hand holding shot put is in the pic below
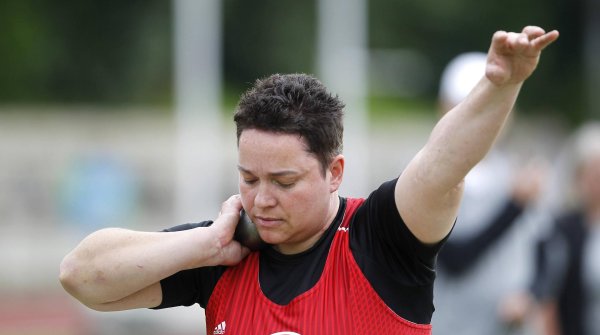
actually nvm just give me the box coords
[60,26,558,334]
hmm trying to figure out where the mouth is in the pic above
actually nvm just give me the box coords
[254,216,283,228]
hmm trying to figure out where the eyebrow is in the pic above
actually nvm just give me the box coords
[237,165,300,177]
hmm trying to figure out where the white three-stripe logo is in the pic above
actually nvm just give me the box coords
[213,321,226,334]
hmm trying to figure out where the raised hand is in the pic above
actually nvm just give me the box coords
[486,26,559,86]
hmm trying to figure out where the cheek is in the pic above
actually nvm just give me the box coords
[287,183,330,215]
[238,183,254,209]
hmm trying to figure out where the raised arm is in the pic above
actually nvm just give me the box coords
[396,26,559,244]
[59,195,250,311]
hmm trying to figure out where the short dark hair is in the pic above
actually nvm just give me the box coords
[234,73,345,174]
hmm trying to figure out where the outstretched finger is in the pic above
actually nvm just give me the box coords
[531,30,559,51]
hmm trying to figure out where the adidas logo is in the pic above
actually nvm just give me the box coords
[213,321,226,334]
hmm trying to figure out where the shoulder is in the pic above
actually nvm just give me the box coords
[350,178,442,267]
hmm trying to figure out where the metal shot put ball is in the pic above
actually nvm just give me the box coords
[234,210,267,251]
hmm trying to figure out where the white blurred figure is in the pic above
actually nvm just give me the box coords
[432,52,545,335]
[529,122,600,335]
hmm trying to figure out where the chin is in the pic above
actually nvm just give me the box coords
[260,232,285,245]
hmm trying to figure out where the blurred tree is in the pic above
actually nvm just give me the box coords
[369,0,584,124]
[0,0,172,105]
[0,1,57,101]
[0,0,586,125]
[222,0,316,94]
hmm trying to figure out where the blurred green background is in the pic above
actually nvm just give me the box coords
[0,0,591,334]
[0,0,590,122]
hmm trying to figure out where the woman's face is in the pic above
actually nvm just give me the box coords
[237,129,343,254]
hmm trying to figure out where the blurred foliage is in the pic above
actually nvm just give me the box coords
[368,0,585,125]
[223,0,317,92]
[0,0,172,105]
[0,0,587,125]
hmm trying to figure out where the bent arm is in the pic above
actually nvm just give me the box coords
[59,227,213,310]
[396,27,559,244]
[59,195,250,311]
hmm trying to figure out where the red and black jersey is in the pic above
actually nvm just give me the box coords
[205,197,431,334]
[157,178,444,332]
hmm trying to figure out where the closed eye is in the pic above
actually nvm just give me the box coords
[243,178,258,185]
[273,179,295,189]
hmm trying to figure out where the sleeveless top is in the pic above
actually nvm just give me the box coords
[205,198,432,335]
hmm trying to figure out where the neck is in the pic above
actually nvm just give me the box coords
[325,191,341,225]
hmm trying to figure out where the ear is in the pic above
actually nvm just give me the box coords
[328,154,344,193]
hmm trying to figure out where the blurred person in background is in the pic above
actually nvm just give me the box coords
[529,122,600,335]
[59,27,558,334]
[432,52,547,335]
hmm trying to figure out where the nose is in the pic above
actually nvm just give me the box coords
[254,183,277,209]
